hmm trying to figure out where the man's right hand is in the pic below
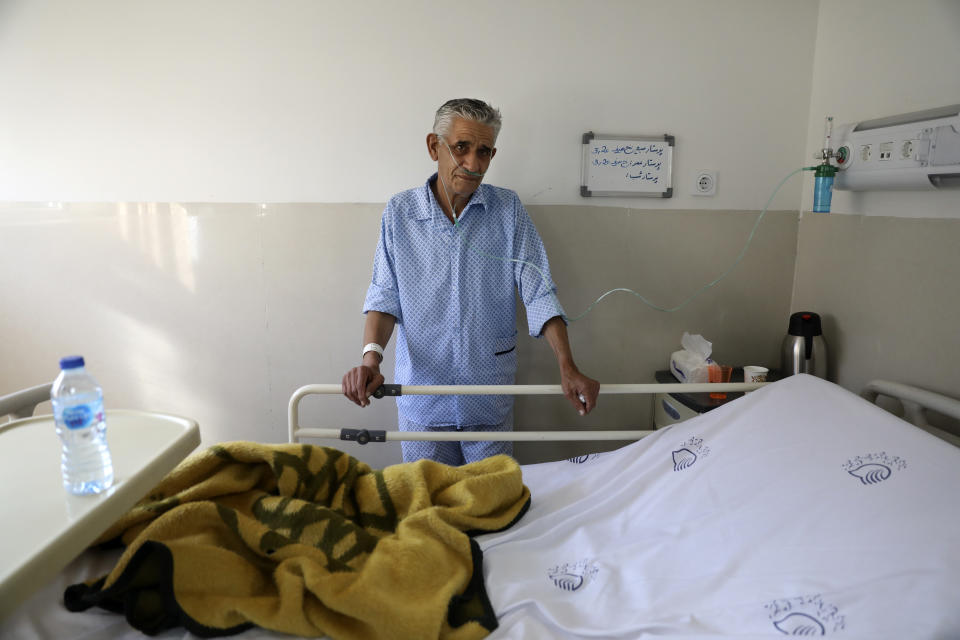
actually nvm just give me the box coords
[342,365,385,408]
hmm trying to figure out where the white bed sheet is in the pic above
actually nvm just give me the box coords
[479,374,960,638]
[3,374,959,639]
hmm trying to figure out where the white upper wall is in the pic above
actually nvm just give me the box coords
[0,0,817,209]
[802,0,960,218]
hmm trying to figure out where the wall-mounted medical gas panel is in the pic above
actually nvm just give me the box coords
[833,104,960,191]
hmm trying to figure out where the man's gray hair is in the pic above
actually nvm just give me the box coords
[433,98,502,142]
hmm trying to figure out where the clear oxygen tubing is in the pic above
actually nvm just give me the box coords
[438,143,815,320]
[561,165,816,317]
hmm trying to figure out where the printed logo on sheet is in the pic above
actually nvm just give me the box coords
[567,453,601,464]
[842,451,906,485]
[547,558,600,593]
[672,435,710,471]
[764,594,845,635]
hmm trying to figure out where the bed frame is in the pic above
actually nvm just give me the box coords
[288,380,761,445]
[0,383,51,421]
[861,379,960,447]
[288,379,960,447]
[4,378,956,447]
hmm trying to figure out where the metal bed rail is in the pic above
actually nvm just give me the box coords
[861,379,960,447]
[0,383,53,421]
[288,382,768,445]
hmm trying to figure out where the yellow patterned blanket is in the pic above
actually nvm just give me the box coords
[64,442,530,639]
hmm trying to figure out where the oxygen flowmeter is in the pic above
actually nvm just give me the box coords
[811,116,840,213]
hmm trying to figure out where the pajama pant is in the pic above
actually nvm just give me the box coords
[398,411,514,465]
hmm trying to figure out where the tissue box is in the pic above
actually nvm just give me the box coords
[670,350,712,383]
[669,332,714,383]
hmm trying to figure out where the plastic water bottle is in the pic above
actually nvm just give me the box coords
[51,356,114,495]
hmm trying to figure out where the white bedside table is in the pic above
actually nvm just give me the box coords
[0,410,200,620]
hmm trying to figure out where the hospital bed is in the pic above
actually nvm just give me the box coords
[2,374,959,638]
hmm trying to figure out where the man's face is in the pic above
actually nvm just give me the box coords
[428,117,497,198]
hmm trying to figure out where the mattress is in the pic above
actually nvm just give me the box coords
[3,374,959,639]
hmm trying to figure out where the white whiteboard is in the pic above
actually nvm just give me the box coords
[580,132,674,197]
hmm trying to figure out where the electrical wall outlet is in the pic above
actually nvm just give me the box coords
[693,171,717,196]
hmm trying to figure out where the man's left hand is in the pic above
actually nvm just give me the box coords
[561,366,600,416]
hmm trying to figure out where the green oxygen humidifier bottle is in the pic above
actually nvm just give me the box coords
[812,163,837,213]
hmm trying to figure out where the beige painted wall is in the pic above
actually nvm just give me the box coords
[794,0,960,433]
[517,206,799,462]
[792,214,960,398]
[0,0,818,466]
[0,202,798,466]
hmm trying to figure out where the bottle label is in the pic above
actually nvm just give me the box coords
[63,404,95,430]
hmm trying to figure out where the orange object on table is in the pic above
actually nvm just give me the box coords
[708,364,733,399]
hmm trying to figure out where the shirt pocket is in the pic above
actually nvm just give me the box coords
[491,332,518,385]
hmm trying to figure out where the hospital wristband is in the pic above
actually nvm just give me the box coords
[362,342,384,362]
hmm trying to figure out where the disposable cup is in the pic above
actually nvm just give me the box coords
[743,365,769,384]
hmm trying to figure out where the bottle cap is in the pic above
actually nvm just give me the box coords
[59,355,85,370]
[787,312,822,336]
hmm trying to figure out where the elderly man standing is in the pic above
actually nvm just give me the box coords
[342,98,599,465]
